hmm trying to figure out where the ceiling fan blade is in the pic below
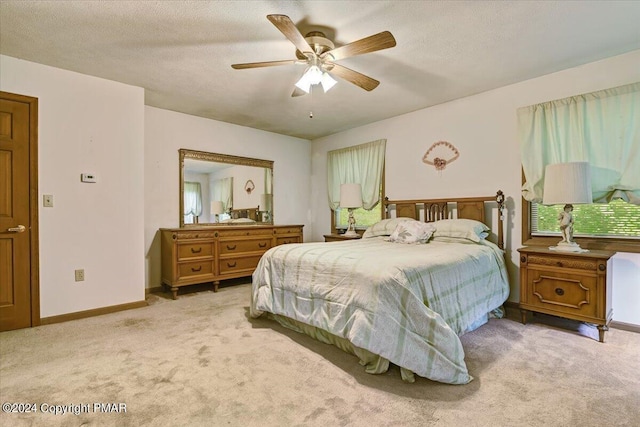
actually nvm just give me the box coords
[267,14,315,58]
[231,60,297,69]
[329,64,380,91]
[321,31,396,62]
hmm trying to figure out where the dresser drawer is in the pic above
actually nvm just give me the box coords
[274,226,302,236]
[525,269,598,317]
[217,227,273,238]
[275,236,301,245]
[177,242,214,260]
[219,238,272,255]
[219,255,263,274]
[177,260,214,279]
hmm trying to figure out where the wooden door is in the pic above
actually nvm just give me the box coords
[0,92,39,331]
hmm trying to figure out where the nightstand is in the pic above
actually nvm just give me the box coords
[518,246,615,342]
[324,233,362,242]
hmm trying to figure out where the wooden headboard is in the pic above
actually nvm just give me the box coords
[231,207,260,221]
[382,190,506,249]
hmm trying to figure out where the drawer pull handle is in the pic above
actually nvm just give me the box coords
[258,243,266,248]
[191,247,202,254]
[556,261,563,267]
[520,256,526,263]
[555,288,564,296]
[599,264,606,271]
[226,244,236,250]
[191,266,202,272]
[227,261,237,268]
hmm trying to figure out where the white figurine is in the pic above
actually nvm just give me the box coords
[558,204,574,243]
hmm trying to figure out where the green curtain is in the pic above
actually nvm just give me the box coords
[519,82,640,204]
[183,182,202,216]
[327,139,386,210]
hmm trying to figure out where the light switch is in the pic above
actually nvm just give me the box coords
[43,195,53,207]
[81,173,97,183]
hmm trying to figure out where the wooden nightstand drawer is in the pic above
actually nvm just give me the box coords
[526,254,600,272]
[525,269,597,317]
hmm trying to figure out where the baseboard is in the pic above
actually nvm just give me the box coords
[40,300,148,325]
[610,320,640,334]
[146,285,163,296]
[502,301,638,334]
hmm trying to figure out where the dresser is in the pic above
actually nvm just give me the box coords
[161,224,303,299]
[518,246,615,342]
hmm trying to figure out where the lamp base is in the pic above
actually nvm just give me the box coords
[343,229,358,237]
[549,241,588,253]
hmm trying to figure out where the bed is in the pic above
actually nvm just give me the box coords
[250,191,509,384]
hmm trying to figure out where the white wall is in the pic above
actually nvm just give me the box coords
[311,50,640,325]
[0,55,145,317]
[144,107,311,290]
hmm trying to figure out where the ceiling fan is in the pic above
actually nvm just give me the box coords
[231,15,396,96]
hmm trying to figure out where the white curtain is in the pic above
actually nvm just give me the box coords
[211,177,233,211]
[327,139,386,210]
[183,182,202,218]
[519,82,640,204]
[264,168,272,195]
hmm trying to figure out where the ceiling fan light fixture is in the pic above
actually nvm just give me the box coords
[320,72,337,92]
[295,66,337,94]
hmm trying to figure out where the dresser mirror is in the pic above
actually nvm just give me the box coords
[179,149,274,227]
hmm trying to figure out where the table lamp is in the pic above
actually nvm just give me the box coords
[340,183,363,237]
[543,162,592,252]
[211,201,224,223]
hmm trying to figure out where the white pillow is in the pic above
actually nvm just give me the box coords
[388,221,436,244]
[362,217,414,238]
[431,219,489,243]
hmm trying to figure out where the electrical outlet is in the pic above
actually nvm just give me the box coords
[75,269,85,282]
[43,195,54,207]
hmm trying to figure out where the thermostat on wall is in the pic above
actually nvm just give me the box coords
[80,173,97,183]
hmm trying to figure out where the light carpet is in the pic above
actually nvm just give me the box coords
[1,282,638,427]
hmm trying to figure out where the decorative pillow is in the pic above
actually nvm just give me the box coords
[388,221,436,244]
[362,217,414,238]
[431,219,489,243]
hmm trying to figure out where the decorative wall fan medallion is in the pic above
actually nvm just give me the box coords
[244,180,255,194]
[422,141,460,171]
[231,15,396,96]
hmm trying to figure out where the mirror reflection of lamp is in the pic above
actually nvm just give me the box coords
[260,194,273,222]
[543,162,592,253]
[211,201,224,223]
[340,183,363,237]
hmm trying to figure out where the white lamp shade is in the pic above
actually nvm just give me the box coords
[340,183,363,208]
[320,72,337,92]
[260,194,272,211]
[210,200,224,215]
[543,162,593,205]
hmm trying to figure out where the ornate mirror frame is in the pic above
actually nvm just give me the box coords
[179,149,274,227]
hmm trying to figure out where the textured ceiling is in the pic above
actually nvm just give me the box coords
[1,1,639,140]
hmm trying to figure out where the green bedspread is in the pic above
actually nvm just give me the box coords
[250,237,510,384]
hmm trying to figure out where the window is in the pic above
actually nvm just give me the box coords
[519,82,639,252]
[183,181,202,224]
[532,200,640,238]
[327,139,386,232]
[335,189,383,230]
